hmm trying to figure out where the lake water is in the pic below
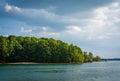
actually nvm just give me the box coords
[0,61,120,81]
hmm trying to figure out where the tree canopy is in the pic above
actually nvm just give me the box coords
[0,35,101,63]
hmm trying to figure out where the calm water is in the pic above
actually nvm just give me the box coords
[0,61,120,81]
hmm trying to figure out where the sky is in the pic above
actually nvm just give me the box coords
[0,0,120,58]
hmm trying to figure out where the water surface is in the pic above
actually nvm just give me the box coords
[0,61,120,81]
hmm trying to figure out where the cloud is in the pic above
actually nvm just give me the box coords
[5,4,21,12]
[46,1,120,40]
[39,26,60,37]
[4,3,82,26]
[4,3,56,18]
[21,27,32,33]
[65,26,82,34]
[75,2,120,40]
[20,26,60,37]
[5,4,12,12]
[42,26,48,31]
[4,2,120,41]
[39,31,59,37]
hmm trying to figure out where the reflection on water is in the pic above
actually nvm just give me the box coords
[33,70,67,73]
[0,61,120,81]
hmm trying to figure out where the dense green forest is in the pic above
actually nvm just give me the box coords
[0,35,101,63]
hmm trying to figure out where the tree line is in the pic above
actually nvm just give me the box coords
[0,35,101,63]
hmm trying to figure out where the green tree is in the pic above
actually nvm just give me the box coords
[93,56,101,61]
[88,52,93,62]
[0,35,101,63]
[0,36,12,62]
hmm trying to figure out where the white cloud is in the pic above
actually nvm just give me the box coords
[5,4,12,12]
[41,26,49,31]
[77,2,120,40]
[5,4,21,12]
[65,26,82,34]
[20,26,60,37]
[39,26,60,37]
[5,2,120,41]
[21,27,32,33]
[28,2,120,40]
[55,1,120,40]
[40,31,59,37]
[110,2,119,7]
[4,4,82,24]
[94,7,108,22]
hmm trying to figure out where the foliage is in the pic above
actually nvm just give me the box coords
[0,35,101,63]
[93,56,101,61]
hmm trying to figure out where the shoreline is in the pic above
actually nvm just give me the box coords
[0,62,83,65]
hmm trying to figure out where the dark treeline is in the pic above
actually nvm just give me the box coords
[0,35,101,63]
[101,58,120,61]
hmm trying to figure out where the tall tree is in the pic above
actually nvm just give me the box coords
[0,35,101,63]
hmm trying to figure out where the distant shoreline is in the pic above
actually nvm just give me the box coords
[0,62,84,64]
[0,62,40,64]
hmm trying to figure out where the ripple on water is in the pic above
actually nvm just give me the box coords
[0,62,120,81]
